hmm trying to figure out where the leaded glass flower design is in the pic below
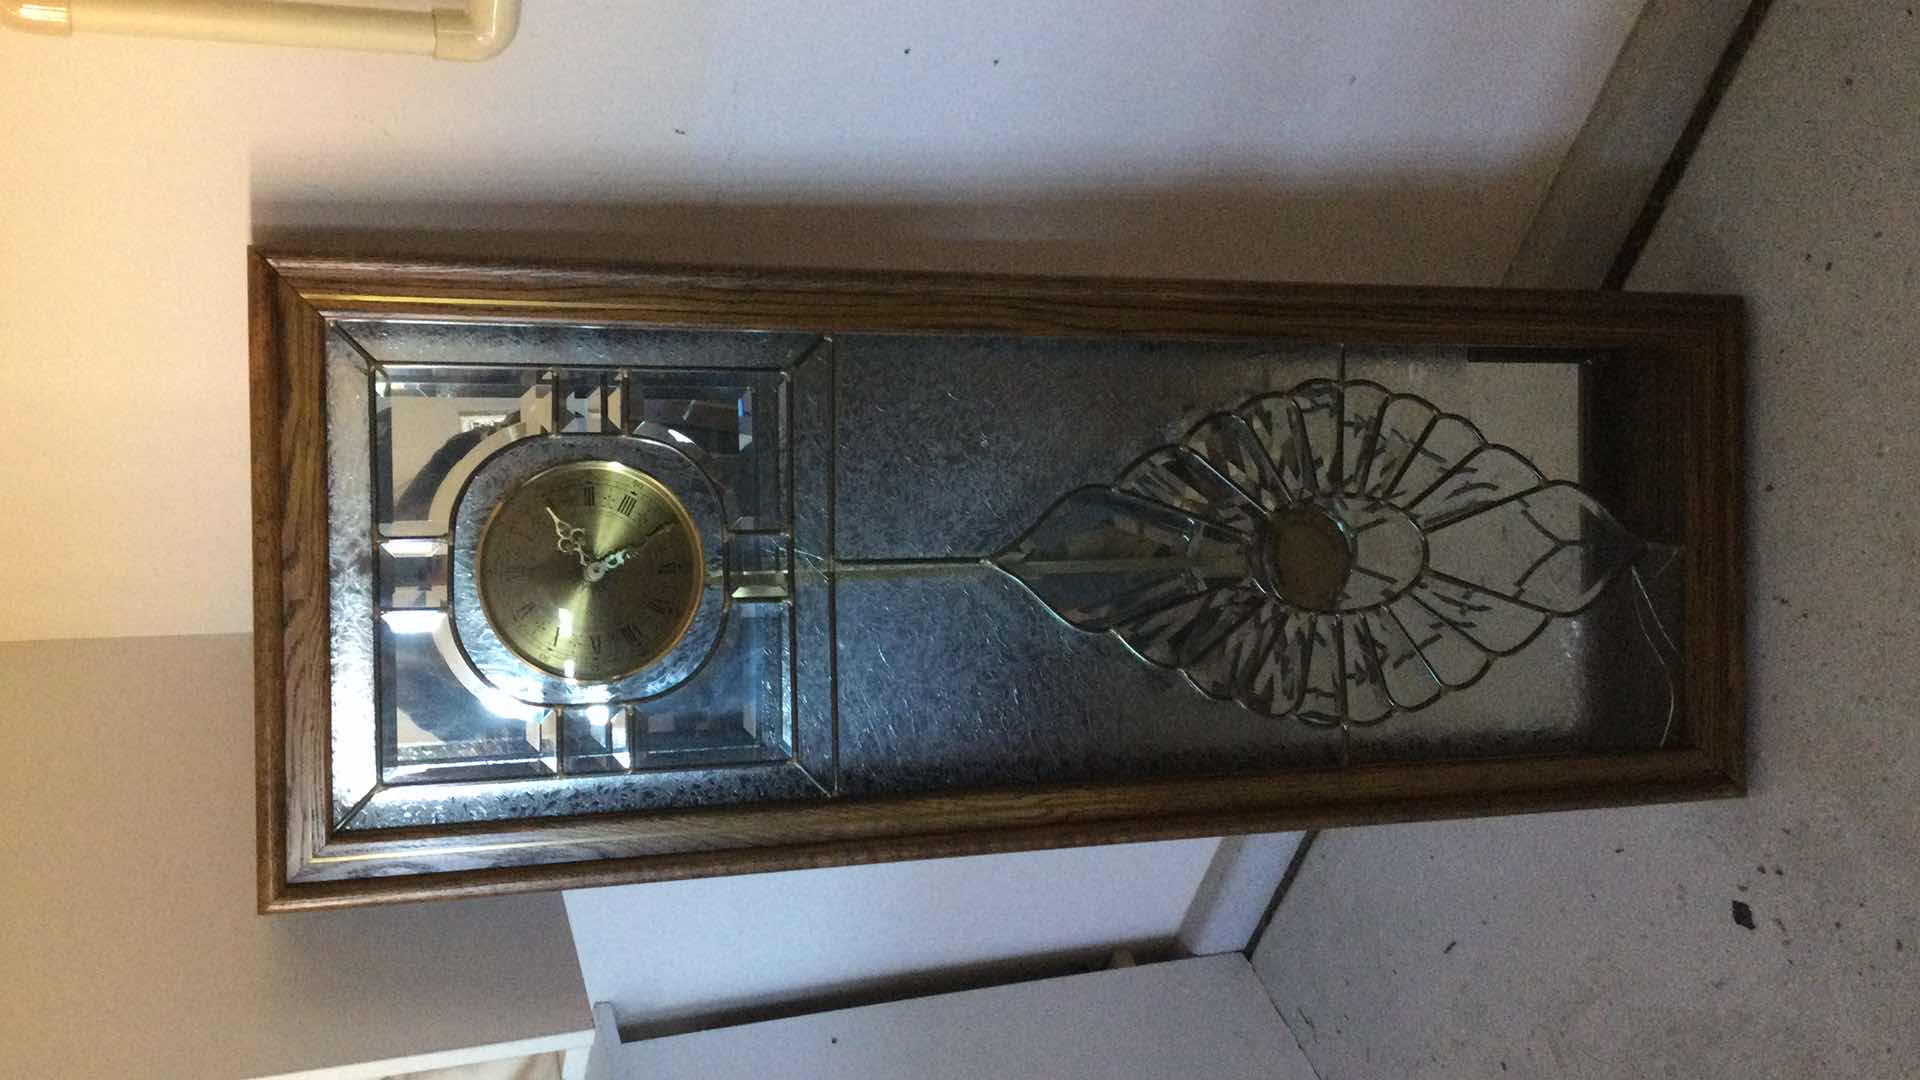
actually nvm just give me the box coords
[991,380,1645,726]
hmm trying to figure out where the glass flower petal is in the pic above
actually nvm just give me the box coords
[1385,412,1486,507]
[1333,499,1425,610]
[1350,610,1443,713]
[1337,381,1393,496]
[1408,444,1546,529]
[1186,602,1285,702]
[1386,595,1494,689]
[1181,413,1290,512]
[1296,615,1347,725]
[1290,381,1345,497]
[1117,445,1263,535]
[1340,618,1396,726]
[1406,577,1549,655]
[1240,393,1313,501]
[1358,393,1441,499]
[1424,481,1644,614]
[1116,584,1264,671]
[1230,602,1311,717]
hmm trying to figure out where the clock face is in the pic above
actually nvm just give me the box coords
[475,460,704,683]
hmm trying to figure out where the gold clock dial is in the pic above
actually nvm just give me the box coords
[475,460,704,682]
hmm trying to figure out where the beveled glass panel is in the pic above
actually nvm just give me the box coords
[633,599,791,769]
[627,368,787,529]
[378,537,448,610]
[374,365,551,535]
[378,616,559,785]
[562,703,633,774]
[558,368,621,434]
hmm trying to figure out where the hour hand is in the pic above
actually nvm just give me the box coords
[584,545,637,583]
[584,523,671,582]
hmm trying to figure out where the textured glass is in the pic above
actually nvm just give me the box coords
[325,335,378,825]
[834,335,1339,558]
[344,759,827,831]
[339,319,820,371]
[833,569,1344,796]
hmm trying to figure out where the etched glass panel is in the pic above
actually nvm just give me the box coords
[324,322,1688,828]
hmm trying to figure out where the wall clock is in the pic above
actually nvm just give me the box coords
[473,460,703,683]
[251,252,1744,911]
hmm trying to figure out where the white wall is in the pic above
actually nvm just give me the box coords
[0,635,591,1080]
[566,839,1221,1033]
[0,0,1644,643]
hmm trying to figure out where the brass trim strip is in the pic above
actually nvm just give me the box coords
[304,292,714,312]
[312,837,586,863]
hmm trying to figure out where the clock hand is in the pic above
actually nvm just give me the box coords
[546,506,589,567]
[583,522,673,583]
[583,547,635,583]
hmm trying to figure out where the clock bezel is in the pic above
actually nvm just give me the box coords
[448,431,730,707]
[475,458,707,684]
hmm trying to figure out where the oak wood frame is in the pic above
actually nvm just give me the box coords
[252,249,1745,912]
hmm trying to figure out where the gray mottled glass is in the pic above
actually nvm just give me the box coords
[789,342,837,791]
[833,568,1345,795]
[325,333,378,825]
[834,335,1340,558]
[344,758,828,833]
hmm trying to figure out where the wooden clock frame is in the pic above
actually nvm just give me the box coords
[250,249,1744,912]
